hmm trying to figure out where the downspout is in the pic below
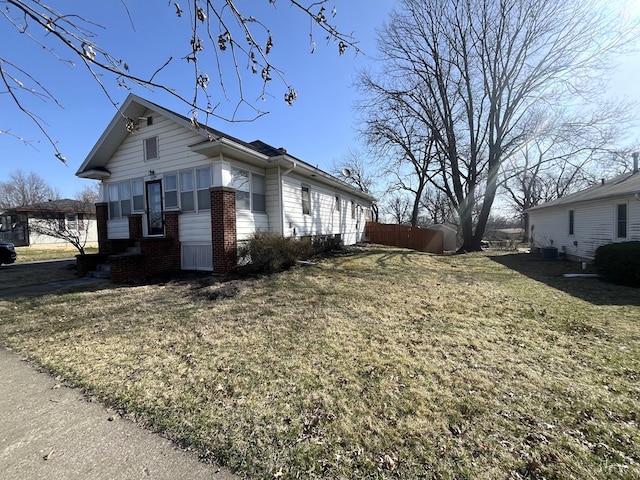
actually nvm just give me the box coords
[280,161,297,236]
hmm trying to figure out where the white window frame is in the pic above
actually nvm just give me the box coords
[616,202,628,239]
[231,167,266,213]
[301,185,311,216]
[568,209,574,236]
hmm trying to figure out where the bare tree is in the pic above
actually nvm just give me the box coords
[383,193,412,225]
[357,87,438,227]
[0,170,60,210]
[331,149,380,221]
[358,0,637,251]
[75,184,99,205]
[420,185,457,226]
[26,199,95,255]
[1,1,358,161]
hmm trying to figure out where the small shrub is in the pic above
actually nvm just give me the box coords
[238,233,344,274]
[594,241,640,287]
[238,232,310,273]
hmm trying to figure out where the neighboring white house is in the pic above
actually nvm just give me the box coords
[526,170,640,261]
[75,94,374,277]
[1,199,98,249]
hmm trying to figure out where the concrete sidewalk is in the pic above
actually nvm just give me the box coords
[0,347,239,480]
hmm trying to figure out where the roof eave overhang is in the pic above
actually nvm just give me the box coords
[77,168,111,180]
[268,155,376,203]
[190,138,269,166]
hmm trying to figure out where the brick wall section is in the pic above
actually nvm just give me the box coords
[210,187,237,273]
[110,212,182,283]
[128,214,143,240]
[95,202,109,253]
[76,253,109,277]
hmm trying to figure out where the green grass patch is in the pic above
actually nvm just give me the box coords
[0,247,638,479]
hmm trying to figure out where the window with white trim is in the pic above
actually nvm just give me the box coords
[568,209,574,236]
[616,203,628,238]
[301,185,311,215]
[107,179,145,219]
[252,174,266,212]
[164,174,178,209]
[351,201,356,219]
[196,167,212,210]
[335,195,341,212]
[230,167,265,212]
[144,136,159,161]
[163,167,212,212]
[180,171,195,212]
[132,179,144,211]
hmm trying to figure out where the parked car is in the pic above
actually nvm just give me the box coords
[0,241,17,265]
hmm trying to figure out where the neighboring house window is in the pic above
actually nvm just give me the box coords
[196,167,212,210]
[78,213,86,231]
[230,167,265,212]
[335,195,340,212]
[351,201,356,219]
[66,214,77,230]
[568,209,574,236]
[301,185,311,215]
[180,171,195,212]
[617,203,628,238]
[144,136,159,161]
[164,174,178,209]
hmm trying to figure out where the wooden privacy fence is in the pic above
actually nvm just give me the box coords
[364,222,444,254]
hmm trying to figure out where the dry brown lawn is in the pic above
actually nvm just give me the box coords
[0,246,638,479]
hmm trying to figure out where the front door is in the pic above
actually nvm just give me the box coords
[146,180,164,236]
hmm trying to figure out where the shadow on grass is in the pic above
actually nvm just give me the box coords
[489,253,639,306]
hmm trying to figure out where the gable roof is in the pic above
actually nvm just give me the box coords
[527,171,640,212]
[76,94,375,202]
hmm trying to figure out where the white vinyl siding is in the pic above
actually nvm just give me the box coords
[281,175,365,244]
[529,195,640,260]
[144,136,159,161]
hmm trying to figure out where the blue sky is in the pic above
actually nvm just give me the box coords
[1,1,639,200]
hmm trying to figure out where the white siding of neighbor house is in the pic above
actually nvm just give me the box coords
[28,218,99,248]
[529,194,640,260]
[281,174,367,245]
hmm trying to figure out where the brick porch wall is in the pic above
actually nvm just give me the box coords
[210,187,237,273]
[95,202,109,253]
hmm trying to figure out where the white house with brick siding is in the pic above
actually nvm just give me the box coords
[526,167,640,261]
[75,94,374,280]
